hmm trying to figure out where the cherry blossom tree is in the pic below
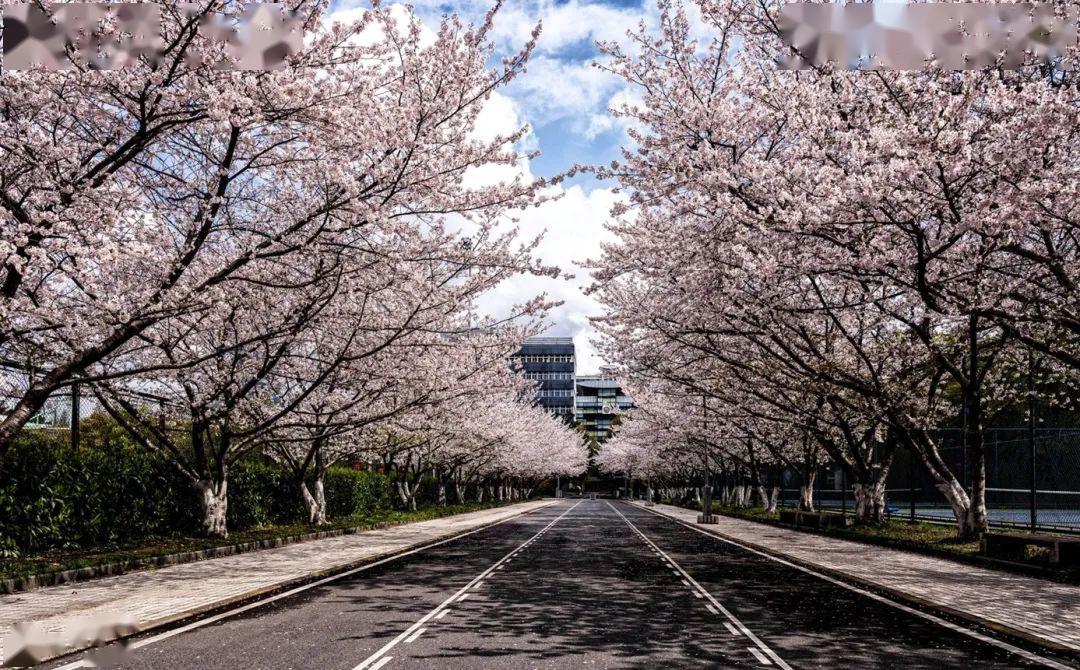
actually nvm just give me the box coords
[590,0,1080,537]
[0,0,555,461]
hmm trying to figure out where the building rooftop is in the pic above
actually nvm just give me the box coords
[521,336,575,345]
[576,376,622,389]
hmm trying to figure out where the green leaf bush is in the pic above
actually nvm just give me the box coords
[0,417,404,557]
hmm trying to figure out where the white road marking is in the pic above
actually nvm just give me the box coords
[634,503,1077,670]
[706,604,719,616]
[370,657,394,670]
[50,502,559,670]
[404,628,427,644]
[724,622,741,635]
[748,647,772,665]
[606,502,793,670]
[681,579,691,587]
[457,593,471,602]
[351,501,583,670]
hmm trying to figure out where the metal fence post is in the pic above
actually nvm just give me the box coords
[1029,353,1038,532]
[70,383,80,450]
[840,467,846,517]
[909,445,916,524]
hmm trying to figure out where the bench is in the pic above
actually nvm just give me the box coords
[982,532,1080,567]
[779,509,852,530]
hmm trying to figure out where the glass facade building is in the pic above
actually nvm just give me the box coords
[574,376,634,442]
[510,337,576,416]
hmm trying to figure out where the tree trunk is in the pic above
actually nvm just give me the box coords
[852,481,886,524]
[455,482,467,505]
[799,468,816,512]
[437,482,447,507]
[476,484,485,503]
[196,478,229,538]
[766,485,780,513]
[755,485,768,510]
[300,477,327,526]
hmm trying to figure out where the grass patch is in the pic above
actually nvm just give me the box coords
[0,500,518,583]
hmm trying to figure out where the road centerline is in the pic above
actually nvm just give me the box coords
[605,501,794,670]
[351,500,583,670]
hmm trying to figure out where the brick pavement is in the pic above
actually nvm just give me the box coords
[639,501,1080,655]
[0,500,553,665]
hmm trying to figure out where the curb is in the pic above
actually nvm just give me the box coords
[0,502,528,595]
[5,500,557,668]
[634,502,1080,660]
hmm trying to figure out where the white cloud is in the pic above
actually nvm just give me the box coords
[475,184,624,374]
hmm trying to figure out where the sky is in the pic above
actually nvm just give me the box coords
[331,0,665,374]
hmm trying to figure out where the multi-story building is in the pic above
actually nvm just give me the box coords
[509,337,576,417]
[574,376,633,442]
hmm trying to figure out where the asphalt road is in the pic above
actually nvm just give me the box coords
[39,499,1073,670]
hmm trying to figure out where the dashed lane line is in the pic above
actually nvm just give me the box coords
[631,502,1078,670]
[49,502,558,670]
[606,501,792,670]
[351,500,583,670]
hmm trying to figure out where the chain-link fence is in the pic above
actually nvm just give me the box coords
[1,361,171,448]
[778,427,1080,533]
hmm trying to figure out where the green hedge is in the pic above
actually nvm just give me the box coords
[0,420,199,556]
[0,416,400,557]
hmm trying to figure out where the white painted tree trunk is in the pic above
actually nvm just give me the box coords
[936,476,975,537]
[437,482,447,507]
[455,482,466,505]
[196,478,229,538]
[396,480,417,512]
[852,480,887,524]
[476,485,485,503]
[799,469,816,511]
[755,485,768,510]
[300,478,327,526]
[766,486,780,513]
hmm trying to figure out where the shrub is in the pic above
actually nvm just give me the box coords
[324,467,393,519]
[228,460,304,530]
[0,419,200,556]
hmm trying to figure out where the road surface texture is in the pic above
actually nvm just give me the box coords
[38,499,1078,670]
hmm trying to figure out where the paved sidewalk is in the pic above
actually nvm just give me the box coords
[0,500,552,665]
[639,502,1080,655]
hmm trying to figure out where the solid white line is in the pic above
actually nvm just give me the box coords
[748,647,772,665]
[633,503,1077,670]
[404,627,426,644]
[351,500,583,670]
[724,622,741,635]
[50,501,559,670]
[606,502,793,670]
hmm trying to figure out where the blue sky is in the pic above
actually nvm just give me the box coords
[332,0,667,372]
